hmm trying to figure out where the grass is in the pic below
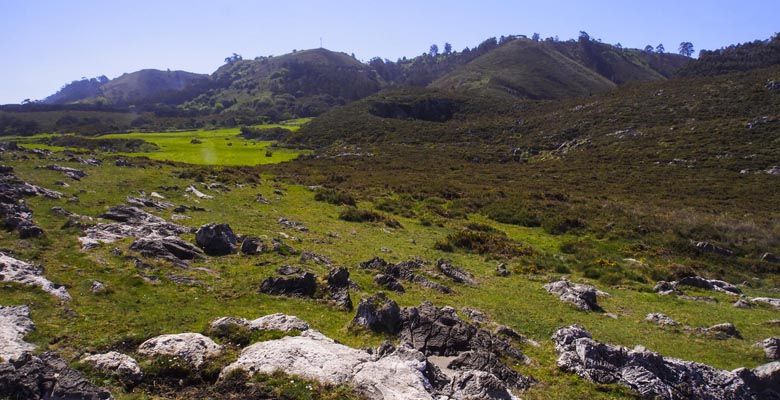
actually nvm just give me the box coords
[0,150,777,399]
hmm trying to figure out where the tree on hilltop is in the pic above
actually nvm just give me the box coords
[656,43,665,53]
[429,44,439,57]
[678,42,694,57]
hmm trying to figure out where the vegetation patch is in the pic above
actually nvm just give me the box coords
[436,223,533,257]
[240,126,293,141]
[46,135,159,153]
[314,188,356,206]
[338,207,401,228]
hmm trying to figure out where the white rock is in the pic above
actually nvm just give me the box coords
[138,332,222,368]
[81,351,143,382]
[751,297,780,309]
[186,185,213,199]
[248,313,310,332]
[0,305,36,362]
[0,253,71,301]
[222,330,434,400]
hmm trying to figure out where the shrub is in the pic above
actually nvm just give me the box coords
[315,188,356,206]
[435,226,532,257]
[482,201,541,227]
[542,216,586,235]
[239,126,291,140]
[339,208,401,228]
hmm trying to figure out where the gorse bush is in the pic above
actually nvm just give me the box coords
[436,225,532,257]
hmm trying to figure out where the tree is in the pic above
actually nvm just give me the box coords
[224,53,242,64]
[615,43,623,50]
[578,31,590,42]
[644,45,654,53]
[429,44,439,57]
[532,33,540,42]
[678,42,694,57]
[443,42,452,55]
[656,43,665,53]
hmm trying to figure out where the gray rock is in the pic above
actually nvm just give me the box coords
[734,299,753,308]
[702,322,741,339]
[300,251,333,266]
[81,351,142,383]
[249,313,311,332]
[276,265,302,275]
[90,281,106,294]
[760,338,780,360]
[137,332,222,368]
[447,350,533,390]
[360,257,451,294]
[653,280,677,295]
[0,352,112,400]
[129,236,204,266]
[125,196,173,210]
[676,275,741,295]
[0,167,61,238]
[552,324,764,399]
[0,252,71,301]
[692,241,734,257]
[752,297,780,309]
[544,279,602,311]
[352,293,402,334]
[195,223,237,256]
[259,272,317,297]
[278,217,308,232]
[495,263,510,277]
[0,306,35,362]
[645,313,679,327]
[436,259,477,285]
[240,237,265,255]
[80,205,188,249]
[374,273,405,292]
[447,370,518,400]
[44,164,87,180]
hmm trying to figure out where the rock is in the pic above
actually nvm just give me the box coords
[543,280,602,311]
[692,241,734,257]
[259,272,317,297]
[360,257,452,294]
[80,205,188,249]
[90,281,106,294]
[374,273,405,292]
[276,265,302,275]
[760,338,780,360]
[137,332,222,368]
[0,167,61,238]
[653,280,676,295]
[762,253,780,264]
[0,306,35,362]
[195,223,237,256]
[447,350,533,390]
[278,217,308,232]
[699,323,741,339]
[752,297,780,309]
[552,324,763,399]
[461,307,488,324]
[249,313,311,332]
[495,263,510,277]
[0,252,71,301]
[240,237,265,255]
[300,251,333,266]
[436,259,476,285]
[0,352,112,400]
[44,164,87,180]
[747,361,780,398]
[126,196,173,210]
[766,79,780,92]
[130,236,204,266]
[352,293,402,334]
[115,159,130,167]
[447,370,518,400]
[81,351,142,384]
[326,267,352,310]
[645,313,679,327]
[676,275,741,295]
[185,185,213,199]
[331,289,353,311]
[221,330,435,400]
[271,238,297,255]
[734,299,753,308]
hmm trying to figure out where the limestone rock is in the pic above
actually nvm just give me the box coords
[436,259,476,285]
[543,280,602,311]
[352,293,402,334]
[0,352,112,400]
[259,272,317,297]
[129,236,204,266]
[195,223,237,256]
[137,332,222,368]
[81,351,142,383]
[80,205,188,249]
[0,253,71,301]
[645,313,679,327]
[760,338,780,360]
[249,313,310,332]
[0,305,35,362]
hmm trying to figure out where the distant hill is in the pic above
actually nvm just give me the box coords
[676,34,780,77]
[43,69,208,106]
[431,38,689,99]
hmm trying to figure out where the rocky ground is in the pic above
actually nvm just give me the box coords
[0,144,778,399]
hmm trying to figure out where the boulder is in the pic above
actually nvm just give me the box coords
[125,196,173,210]
[692,241,734,257]
[259,272,317,297]
[185,185,213,199]
[0,352,112,400]
[249,313,311,332]
[552,324,763,399]
[0,252,71,301]
[702,323,741,339]
[44,165,86,180]
[278,217,308,232]
[676,275,741,295]
[447,350,533,390]
[80,205,188,249]
[137,332,222,368]
[352,293,402,334]
[90,281,107,294]
[653,280,677,295]
[276,265,302,275]
[752,297,780,309]
[0,306,35,362]
[0,167,61,238]
[733,299,753,308]
[447,370,518,400]
[129,236,204,266]
[81,351,142,384]
[240,237,265,255]
[495,263,510,277]
[195,223,237,256]
[645,313,679,327]
[436,259,477,285]
[327,267,350,289]
[760,338,780,360]
[360,257,451,294]
[300,251,333,266]
[374,273,405,292]
[543,280,602,311]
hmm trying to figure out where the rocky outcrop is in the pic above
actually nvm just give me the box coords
[699,322,741,339]
[278,217,308,232]
[752,297,780,309]
[0,166,61,238]
[543,279,605,311]
[80,205,188,249]
[552,324,774,399]
[326,267,353,310]
[675,275,741,295]
[300,251,333,266]
[129,236,204,267]
[645,313,679,327]
[126,196,172,210]
[0,253,71,301]
[352,293,402,334]
[81,351,142,384]
[259,272,317,297]
[446,370,517,400]
[760,338,780,360]
[0,306,35,362]
[137,333,222,368]
[375,273,406,292]
[693,241,734,257]
[195,223,237,256]
[360,257,452,294]
[44,165,87,180]
[185,185,213,199]
[0,352,112,400]
[240,237,265,255]
[436,259,477,285]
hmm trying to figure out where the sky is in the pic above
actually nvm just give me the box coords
[0,0,778,104]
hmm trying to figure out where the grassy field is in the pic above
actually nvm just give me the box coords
[1,150,777,399]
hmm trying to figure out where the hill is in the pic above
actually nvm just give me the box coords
[42,69,208,106]
[431,38,689,99]
[677,33,780,77]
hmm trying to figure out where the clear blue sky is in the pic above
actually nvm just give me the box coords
[1,0,777,104]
